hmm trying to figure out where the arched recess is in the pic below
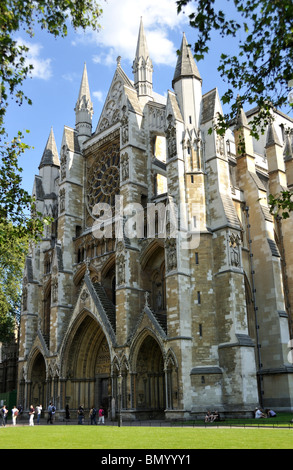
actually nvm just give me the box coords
[61,312,111,413]
[165,350,179,410]
[244,274,257,345]
[100,254,116,305]
[131,330,166,417]
[43,279,51,348]
[111,355,131,416]
[28,350,47,409]
[140,240,166,328]
[244,272,260,374]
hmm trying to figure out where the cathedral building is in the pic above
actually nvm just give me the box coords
[18,20,293,420]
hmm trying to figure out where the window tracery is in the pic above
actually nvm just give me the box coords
[86,141,120,214]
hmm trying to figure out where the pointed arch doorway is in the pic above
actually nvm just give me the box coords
[63,314,111,413]
[29,352,47,408]
[134,334,166,419]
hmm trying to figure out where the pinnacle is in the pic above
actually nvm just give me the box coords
[39,127,60,169]
[76,62,92,107]
[135,17,150,60]
[172,33,202,87]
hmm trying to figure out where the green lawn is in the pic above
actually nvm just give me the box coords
[1,424,293,449]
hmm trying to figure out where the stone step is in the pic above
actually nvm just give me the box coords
[92,283,116,332]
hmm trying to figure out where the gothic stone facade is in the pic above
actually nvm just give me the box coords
[18,21,293,419]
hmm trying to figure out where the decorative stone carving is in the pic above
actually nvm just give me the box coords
[216,134,225,156]
[52,276,58,303]
[80,289,89,302]
[165,238,177,272]
[144,290,150,307]
[165,115,177,160]
[121,105,129,146]
[116,241,125,286]
[59,188,65,213]
[194,130,203,170]
[60,145,67,181]
[117,254,125,285]
[121,152,129,181]
[96,76,123,133]
[229,233,241,267]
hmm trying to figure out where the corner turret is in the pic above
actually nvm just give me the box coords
[75,63,93,145]
[172,33,202,130]
[132,18,153,104]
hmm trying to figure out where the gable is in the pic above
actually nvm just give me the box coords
[95,64,141,135]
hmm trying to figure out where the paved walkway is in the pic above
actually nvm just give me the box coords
[2,418,175,427]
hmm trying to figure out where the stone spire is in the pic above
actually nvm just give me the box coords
[75,62,93,142]
[234,99,250,130]
[233,103,254,160]
[265,122,282,148]
[132,18,153,102]
[172,33,202,88]
[39,127,60,169]
[172,33,202,130]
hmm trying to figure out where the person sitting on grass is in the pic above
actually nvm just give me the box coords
[211,411,220,422]
[266,409,277,418]
[255,407,266,418]
[205,411,212,422]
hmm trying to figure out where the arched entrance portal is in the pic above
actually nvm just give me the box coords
[30,352,46,408]
[135,335,165,418]
[64,315,111,413]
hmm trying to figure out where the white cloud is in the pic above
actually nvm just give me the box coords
[62,72,81,82]
[93,90,104,102]
[74,0,194,67]
[16,37,52,80]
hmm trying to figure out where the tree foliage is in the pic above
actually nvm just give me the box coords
[0,1,103,239]
[0,0,103,336]
[177,0,293,216]
[0,0,103,125]
[177,0,292,135]
[0,223,28,342]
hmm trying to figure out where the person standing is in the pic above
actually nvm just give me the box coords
[36,404,42,424]
[77,404,84,424]
[1,405,8,426]
[11,406,19,426]
[65,404,70,420]
[29,405,35,426]
[47,402,53,424]
[98,406,105,425]
[89,406,97,425]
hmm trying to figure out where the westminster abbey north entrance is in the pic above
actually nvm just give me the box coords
[133,334,165,418]
[63,314,111,412]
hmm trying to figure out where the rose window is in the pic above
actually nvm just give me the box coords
[87,142,120,213]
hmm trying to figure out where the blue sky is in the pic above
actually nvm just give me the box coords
[5,0,291,196]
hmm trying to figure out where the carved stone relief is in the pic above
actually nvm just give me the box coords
[165,238,177,272]
[121,105,129,146]
[165,115,177,160]
[229,233,241,267]
[59,188,65,213]
[121,152,129,181]
[97,78,123,133]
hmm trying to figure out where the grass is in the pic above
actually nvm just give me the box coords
[1,424,293,449]
[191,412,293,428]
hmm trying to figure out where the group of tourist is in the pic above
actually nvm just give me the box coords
[255,407,277,418]
[204,410,220,422]
[1,403,105,426]
[1,404,23,427]
[78,404,105,425]
[203,407,277,422]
